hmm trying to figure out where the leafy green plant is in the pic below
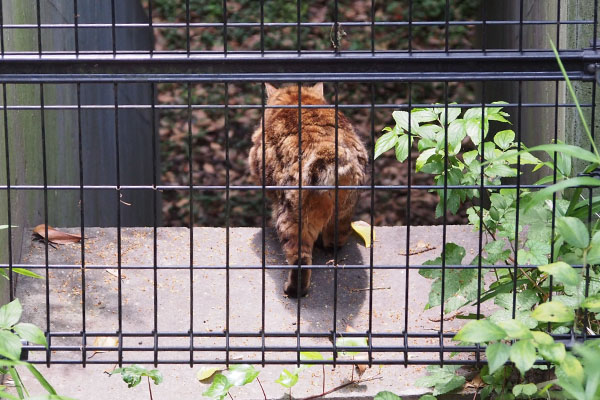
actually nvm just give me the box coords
[202,364,262,400]
[454,259,600,399]
[374,38,600,399]
[0,299,74,400]
[415,366,466,396]
[110,365,163,399]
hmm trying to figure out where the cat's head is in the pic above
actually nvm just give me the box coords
[264,83,326,105]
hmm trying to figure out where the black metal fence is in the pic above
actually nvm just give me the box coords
[1,0,599,368]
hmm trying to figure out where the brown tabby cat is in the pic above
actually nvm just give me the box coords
[248,83,368,297]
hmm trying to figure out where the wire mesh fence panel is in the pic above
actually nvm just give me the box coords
[0,0,598,372]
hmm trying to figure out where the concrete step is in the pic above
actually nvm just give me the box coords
[13,226,488,399]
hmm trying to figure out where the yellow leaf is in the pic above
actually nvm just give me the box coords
[197,367,223,382]
[351,221,374,248]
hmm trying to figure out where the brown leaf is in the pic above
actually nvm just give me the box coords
[346,326,368,376]
[88,336,119,359]
[33,224,82,244]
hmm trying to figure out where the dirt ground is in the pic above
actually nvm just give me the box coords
[151,0,478,228]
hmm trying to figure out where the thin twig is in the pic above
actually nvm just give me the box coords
[428,310,464,322]
[322,365,325,393]
[349,286,391,293]
[256,377,267,400]
[148,376,154,400]
[399,245,436,256]
[228,392,234,400]
[300,375,383,400]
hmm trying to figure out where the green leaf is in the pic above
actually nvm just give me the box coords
[494,290,539,313]
[586,231,600,264]
[525,177,600,213]
[485,164,516,178]
[202,374,233,400]
[0,299,22,329]
[374,130,399,160]
[300,351,323,366]
[581,294,600,312]
[527,143,596,164]
[412,108,438,124]
[438,106,461,126]
[486,342,511,374]
[26,364,57,395]
[0,331,22,360]
[197,367,222,382]
[494,130,515,150]
[465,118,488,146]
[275,369,298,388]
[509,339,536,376]
[538,261,581,287]
[462,150,478,166]
[374,391,402,400]
[556,354,584,385]
[538,342,566,363]
[550,40,599,160]
[448,119,466,152]
[416,148,436,172]
[147,369,163,385]
[497,319,532,340]
[454,320,507,343]
[9,268,43,279]
[225,364,260,386]
[112,365,162,388]
[336,336,368,356]
[531,301,574,323]
[556,217,589,249]
[531,331,554,346]
[395,134,410,162]
[419,395,437,400]
[415,366,465,396]
[13,323,47,347]
[513,383,537,397]
[393,110,420,133]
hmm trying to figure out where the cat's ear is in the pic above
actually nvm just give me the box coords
[312,82,324,97]
[265,83,278,98]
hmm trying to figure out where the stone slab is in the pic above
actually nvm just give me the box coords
[12,226,492,399]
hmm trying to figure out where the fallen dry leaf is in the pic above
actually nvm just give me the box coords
[33,224,82,245]
[88,336,119,359]
[346,325,368,376]
[351,221,375,248]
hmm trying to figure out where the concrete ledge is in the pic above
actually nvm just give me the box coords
[14,226,489,399]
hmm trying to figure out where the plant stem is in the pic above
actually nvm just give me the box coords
[147,376,154,400]
[300,375,382,400]
[322,365,325,393]
[256,377,267,400]
[229,392,234,400]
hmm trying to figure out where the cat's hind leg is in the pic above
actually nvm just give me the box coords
[275,192,332,297]
[321,189,357,249]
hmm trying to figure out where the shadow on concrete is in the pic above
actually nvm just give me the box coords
[251,229,367,332]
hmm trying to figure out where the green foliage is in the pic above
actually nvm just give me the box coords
[336,336,368,357]
[0,299,73,400]
[415,366,466,396]
[374,391,402,400]
[111,365,163,389]
[202,364,260,400]
[377,70,600,397]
